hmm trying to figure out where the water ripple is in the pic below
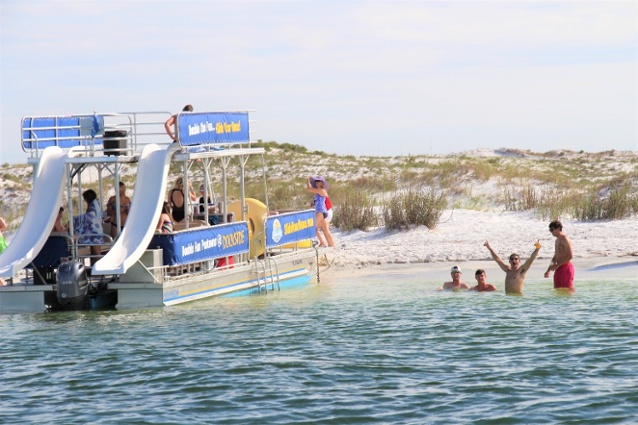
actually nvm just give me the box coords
[1,275,637,424]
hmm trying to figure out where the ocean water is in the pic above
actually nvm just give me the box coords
[1,264,637,424]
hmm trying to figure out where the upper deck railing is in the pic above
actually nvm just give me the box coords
[21,110,255,159]
[21,111,172,158]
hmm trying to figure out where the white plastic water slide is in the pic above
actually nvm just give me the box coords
[0,147,67,277]
[92,143,179,275]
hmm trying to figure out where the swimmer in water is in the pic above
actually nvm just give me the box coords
[469,269,497,292]
[484,240,541,294]
[438,265,470,291]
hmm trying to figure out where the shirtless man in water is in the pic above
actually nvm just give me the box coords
[484,240,541,294]
[544,219,575,290]
[438,266,470,291]
[469,269,497,292]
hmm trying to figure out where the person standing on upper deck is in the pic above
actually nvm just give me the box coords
[307,176,335,248]
[164,104,193,142]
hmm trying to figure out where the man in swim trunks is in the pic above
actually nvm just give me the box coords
[484,240,541,294]
[544,219,575,290]
[469,269,497,292]
[438,266,470,291]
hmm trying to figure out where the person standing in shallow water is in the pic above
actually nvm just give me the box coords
[545,219,575,290]
[484,240,541,294]
[438,265,469,291]
[307,176,335,248]
[469,269,497,292]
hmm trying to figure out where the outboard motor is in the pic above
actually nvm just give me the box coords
[56,261,90,310]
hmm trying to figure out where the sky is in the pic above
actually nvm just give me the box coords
[0,0,636,164]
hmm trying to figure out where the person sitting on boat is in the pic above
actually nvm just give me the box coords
[198,185,221,225]
[156,201,174,233]
[164,104,193,142]
[169,177,197,222]
[0,216,7,285]
[105,181,132,239]
[198,185,216,214]
[52,207,65,233]
[307,176,335,248]
[73,189,104,266]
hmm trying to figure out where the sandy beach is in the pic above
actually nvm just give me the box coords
[320,209,638,283]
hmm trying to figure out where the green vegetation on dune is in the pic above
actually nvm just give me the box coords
[1,144,636,232]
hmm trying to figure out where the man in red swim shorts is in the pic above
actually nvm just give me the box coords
[544,219,575,289]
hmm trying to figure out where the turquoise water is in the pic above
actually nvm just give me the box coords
[1,265,637,424]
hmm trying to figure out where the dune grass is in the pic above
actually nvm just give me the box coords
[2,143,636,232]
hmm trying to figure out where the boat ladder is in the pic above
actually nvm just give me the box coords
[255,256,281,294]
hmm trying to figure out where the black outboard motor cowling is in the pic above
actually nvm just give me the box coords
[56,261,90,310]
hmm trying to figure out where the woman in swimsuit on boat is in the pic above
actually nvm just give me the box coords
[106,181,132,239]
[157,202,174,233]
[307,176,335,248]
[169,176,197,222]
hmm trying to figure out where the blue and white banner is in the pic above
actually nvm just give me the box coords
[149,222,249,266]
[265,210,315,248]
[177,112,250,146]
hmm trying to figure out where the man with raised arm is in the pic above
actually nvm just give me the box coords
[544,219,575,290]
[484,240,541,294]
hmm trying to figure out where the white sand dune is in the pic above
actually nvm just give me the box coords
[323,209,638,272]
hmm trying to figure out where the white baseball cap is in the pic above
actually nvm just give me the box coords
[450,266,462,274]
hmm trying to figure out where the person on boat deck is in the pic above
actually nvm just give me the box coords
[105,181,132,239]
[198,185,216,214]
[484,240,541,294]
[169,176,197,222]
[73,189,104,266]
[52,207,65,233]
[469,269,497,292]
[0,216,7,253]
[164,104,193,142]
[156,201,174,233]
[438,266,470,291]
[198,185,221,225]
[307,176,335,248]
[0,216,6,285]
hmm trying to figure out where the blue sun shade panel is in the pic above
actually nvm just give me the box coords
[22,115,104,149]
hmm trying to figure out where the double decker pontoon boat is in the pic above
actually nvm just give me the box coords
[0,110,321,312]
